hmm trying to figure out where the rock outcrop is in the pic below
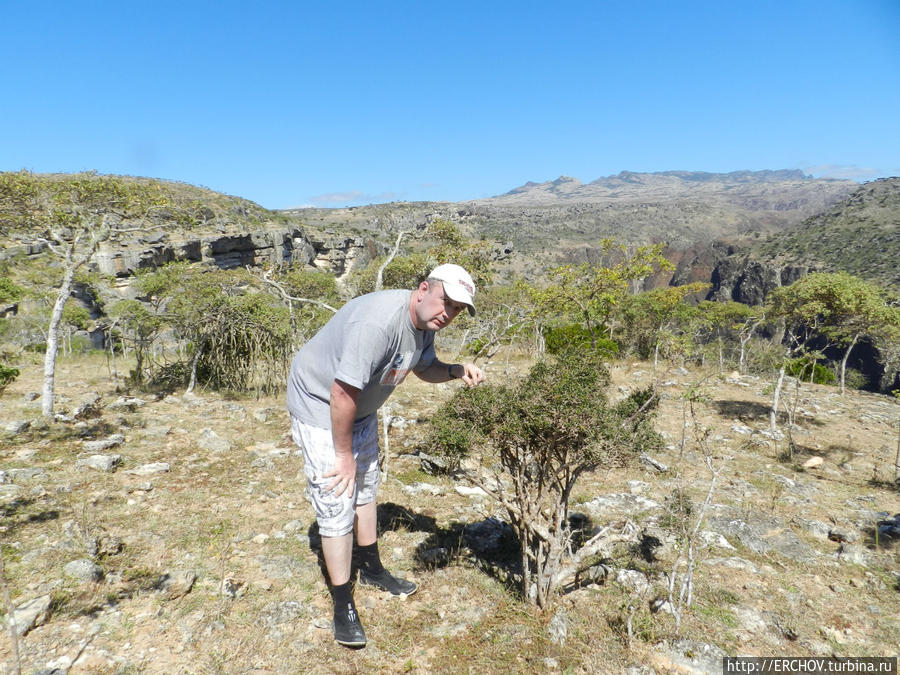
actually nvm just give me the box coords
[708,253,812,305]
[87,227,376,280]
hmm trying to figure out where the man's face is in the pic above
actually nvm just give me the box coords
[413,281,467,331]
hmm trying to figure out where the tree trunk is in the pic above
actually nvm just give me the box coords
[839,333,860,396]
[42,265,77,418]
[186,342,203,394]
[375,230,407,292]
[770,362,786,438]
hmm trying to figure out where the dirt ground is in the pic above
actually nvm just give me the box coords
[1,351,898,674]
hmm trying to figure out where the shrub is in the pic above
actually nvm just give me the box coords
[0,277,24,304]
[424,348,660,607]
[0,363,19,394]
[542,323,619,357]
[840,367,869,391]
[786,357,836,385]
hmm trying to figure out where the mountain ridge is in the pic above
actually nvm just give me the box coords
[484,169,853,208]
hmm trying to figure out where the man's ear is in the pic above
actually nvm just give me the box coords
[417,280,430,298]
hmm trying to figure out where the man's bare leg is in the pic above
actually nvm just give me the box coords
[321,532,353,585]
[355,500,377,547]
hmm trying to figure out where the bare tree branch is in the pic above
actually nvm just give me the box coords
[375,230,409,292]
[255,268,339,314]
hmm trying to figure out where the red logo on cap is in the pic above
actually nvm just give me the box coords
[458,279,474,295]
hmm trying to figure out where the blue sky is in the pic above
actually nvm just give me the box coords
[2,1,898,209]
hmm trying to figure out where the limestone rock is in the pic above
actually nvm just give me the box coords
[197,428,231,453]
[82,434,125,452]
[6,594,52,637]
[125,462,170,476]
[72,393,102,419]
[548,607,568,645]
[583,493,661,518]
[76,454,122,472]
[159,570,197,600]
[64,558,103,582]
[4,419,31,433]
[107,396,146,412]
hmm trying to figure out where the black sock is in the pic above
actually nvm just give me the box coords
[331,581,354,612]
[356,542,385,575]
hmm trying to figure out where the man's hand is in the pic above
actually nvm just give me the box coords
[458,362,485,386]
[324,452,356,497]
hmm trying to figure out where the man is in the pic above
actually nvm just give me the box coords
[286,263,485,647]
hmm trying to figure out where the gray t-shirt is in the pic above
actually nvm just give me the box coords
[286,289,436,428]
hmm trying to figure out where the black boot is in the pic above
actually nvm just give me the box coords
[357,542,418,596]
[331,582,366,647]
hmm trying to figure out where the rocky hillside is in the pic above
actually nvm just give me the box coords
[0,172,381,294]
[285,170,856,259]
[1,354,898,673]
[752,177,900,290]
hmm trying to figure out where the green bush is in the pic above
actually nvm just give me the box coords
[841,367,869,391]
[787,357,836,385]
[0,277,24,304]
[0,363,19,394]
[542,323,619,357]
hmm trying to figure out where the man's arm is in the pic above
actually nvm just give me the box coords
[324,378,360,497]
[415,360,485,386]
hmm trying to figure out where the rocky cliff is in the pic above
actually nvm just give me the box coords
[2,226,378,285]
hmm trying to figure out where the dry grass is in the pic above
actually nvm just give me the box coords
[1,350,899,673]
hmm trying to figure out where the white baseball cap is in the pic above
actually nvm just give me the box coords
[428,263,476,316]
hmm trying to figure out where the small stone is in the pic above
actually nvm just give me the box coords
[548,607,568,645]
[802,456,824,469]
[627,480,650,494]
[4,420,31,433]
[7,594,52,636]
[220,577,245,599]
[107,396,146,411]
[282,519,304,534]
[159,570,197,600]
[75,454,122,472]
[419,452,449,474]
[615,569,651,594]
[198,428,231,453]
[82,435,125,452]
[257,601,304,628]
[639,454,668,472]
[7,468,47,481]
[63,559,103,582]
[72,394,102,419]
[125,462,170,476]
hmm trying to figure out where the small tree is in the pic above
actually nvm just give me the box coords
[424,349,661,608]
[620,282,709,368]
[14,174,169,416]
[692,300,759,372]
[530,240,673,349]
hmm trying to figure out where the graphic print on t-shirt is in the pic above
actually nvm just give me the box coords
[380,351,415,386]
